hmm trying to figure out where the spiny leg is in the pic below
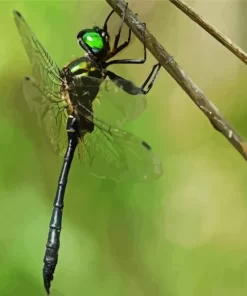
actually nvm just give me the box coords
[112,3,130,53]
[140,63,161,94]
[106,61,161,96]
[103,9,115,32]
[106,22,147,67]
[104,3,132,60]
[104,10,162,94]
[140,55,174,94]
[105,21,161,95]
[110,26,132,58]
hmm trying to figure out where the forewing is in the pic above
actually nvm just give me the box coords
[13,11,67,155]
[13,11,62,100]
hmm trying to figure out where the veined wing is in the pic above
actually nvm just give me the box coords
[13,11,68,155]
[78,105,162,182]
[86,76,147,126]
[23,76,68,156]
[13,10,62,99]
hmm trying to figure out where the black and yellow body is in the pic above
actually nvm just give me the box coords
[13,4,163,296]
[61,56,107,135]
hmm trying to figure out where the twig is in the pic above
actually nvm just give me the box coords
[105,0,247,162]
[169,0,247,66]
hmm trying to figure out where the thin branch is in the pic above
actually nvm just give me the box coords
[105,0,247,161]
[169,0,247,66]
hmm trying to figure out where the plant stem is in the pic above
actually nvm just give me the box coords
[105,0,247,162]
[169,0,247,65]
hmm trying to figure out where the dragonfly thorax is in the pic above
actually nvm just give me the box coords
[65,56,105,79]
[62,56,106,134]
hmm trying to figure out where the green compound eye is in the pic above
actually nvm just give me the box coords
[82,32,103,50]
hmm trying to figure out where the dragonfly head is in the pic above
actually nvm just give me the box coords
[77,26,110,60]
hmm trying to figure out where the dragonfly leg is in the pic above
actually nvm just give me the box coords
[103,9,115,31]
[104,3,132,60]
[140,55,174,94]
[105,19,161,96]
[111,3,132,56]
[106,62,161,96]
[140,63,161,94]
[105,22,147,67]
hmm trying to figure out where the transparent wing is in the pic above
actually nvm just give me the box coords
[78,105,163,182]
[13,10,62,103]
[23,77,162,182]
[23,77,68,156]
[13,11,67,155]
[13,11,161,182]
[92,77,147,126]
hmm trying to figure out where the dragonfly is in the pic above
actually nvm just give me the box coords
[13,3,162,295]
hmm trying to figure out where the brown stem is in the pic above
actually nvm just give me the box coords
[105,0,247,161]
[169,0,247,65]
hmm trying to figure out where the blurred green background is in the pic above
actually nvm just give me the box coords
[1,0,247,295]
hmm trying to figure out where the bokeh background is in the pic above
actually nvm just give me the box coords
[1,0,247,295]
